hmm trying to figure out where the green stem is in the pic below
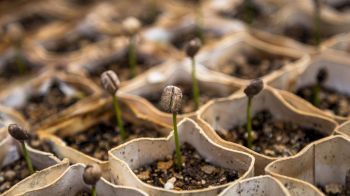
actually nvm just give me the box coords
[312,84,321,107]
[128,35,137,78]
[246,97,253,149]
[113,95,126,140]
[244,0,254,25]
[15,46,26,75]
[191,57,200,110]
[195,6,205,44]
[91,185,96,196]
[314,2,321,46]
[21,141,34,174]
[172,112,182,170]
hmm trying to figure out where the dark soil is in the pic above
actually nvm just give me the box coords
[143,82,231,114]
[62,116,162,161]
[87,48,162,82]
[327,1,350,12]
[75,190,91,196]
[43,33,101,54]
[296,85,350,117]
[19,79,84,125]
[219,1,262,24]
[215,52,293,80]
[283,24,330,46]
[0,157,35,194]
[15,13,56,31]
[217,110,325,157]
[27,132,55,154]
[133,143,240,190]
[0,53,40,83]
[318,183,350,196]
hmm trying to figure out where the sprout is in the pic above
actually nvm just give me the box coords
[8,124,34,174]
[83,164,102,196]
[122,17,141,78]
[243,78,263,149]
[312,68,328,107]
[7,23,26,74]
[101,70,126,140]
[160,86,183,169]
[313,0,321,46]
[185,38,202,110]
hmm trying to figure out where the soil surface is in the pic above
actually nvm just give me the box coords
[0,54,40,83]
[16,13,56,31]
[143,82,232,114]
[297,85,350,117]
[217,110,325,157]
[19,79,83,125]
[63,116,162,161]
[318,183,350,196]
[219,1,262,24]
[215,51,293,80]
[0,158,35,194]
[44,33,101,54]
[88,48,162,82]
[283,24,330,46]
[327,1,350,12]
[27,132,55,154]
[133,143,240,190]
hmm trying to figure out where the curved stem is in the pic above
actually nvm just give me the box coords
[312,84,321,107]
[91,185,96,196]
[246,97,253,149]
[172,112,182,170]
[21,141,34,174]
[128,35,137,78]
[113,95,126,140]
[191,57,200,110]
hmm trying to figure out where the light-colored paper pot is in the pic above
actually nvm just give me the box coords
[0,105,29,129]
[12,163,148,196]
[218,175,291,196]
[335,120,350,138]
[265,135,350,196]
[119,60,240,127]
[196,32,309,87]
[279,50,350,123]
[0,70,102,130]
[197,86,337,175]
[36,96,171,176]
[322,32,350,55]
[108,118,255,196]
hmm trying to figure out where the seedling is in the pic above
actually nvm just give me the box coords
[122,17,141,78]
[243,78,263,149]
[7,23,26,74]
[313,0,321,46]
[312,68,328,107]
[83,164,102,196]
[8,124,34,174]
[160,86,183,170]
[101,70,126,140]
[185,38,202,110]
